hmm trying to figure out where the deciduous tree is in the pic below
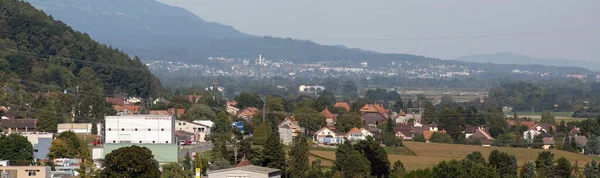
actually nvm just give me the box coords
[100,145,160,178]
[0,134,33,165]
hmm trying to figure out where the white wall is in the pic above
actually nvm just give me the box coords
[105,115,174,144]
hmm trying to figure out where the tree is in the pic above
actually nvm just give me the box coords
[313,96,331,112]
[35,99,59,133]
[209,158,233,170]
[48,131,89,159]
[519,161,536,178]
[431,160,463,178]
[194,152,203,176]
[235,92,262,110]
[493,133,516,147]
[320,89,337,104]
[430,132,453,143]
[307,160,326,178]
[535,151,554,178]
[0,134,33,165]
[413,134,426,142]
[391,160,406,177]
[100,145,160,178]
[252,122,272,146]
[342,80,358,94]
[407,99,414,109]
[182,152,192,174]
[584,159,599,178]
[294,107,325,134]
[488,150,517,177]
[422,101,436,124]
[554,157,571,178]
[161,162,189,178]
[393,95,404,113]
[288,135,309,178]
[532,135,544,149]
[558,120,567,134]
[382,117,401,146]
[540,111,556,125]
[334,142,371,178]
[466,162,500,178]
[335,112,363,133]
[261,132,286,170]
[355,136,391,177]
[585,135,600,155]
[462,151,486,168]
[181,104,215,121]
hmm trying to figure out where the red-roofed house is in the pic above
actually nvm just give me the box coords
[314,127,338,144]
[237,107,259,120]
[344,127,374,142]
[333,102,350,111]
[321,108,338,130]
[278,116,304,145]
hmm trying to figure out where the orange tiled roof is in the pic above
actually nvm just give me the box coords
[423,130,446,140]
[360,104,389,118]
[344,127,363,137]
[333,102,350,111]
[176,109,185,115]
[399,111,407,116]
[125,106,140,114]
[237,107,259,118]
[149,110,169,115]
[236,159,253,167]
[321,108,337,121]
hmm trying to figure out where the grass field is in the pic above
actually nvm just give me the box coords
[309,141,594,171]
[505,111,591,123]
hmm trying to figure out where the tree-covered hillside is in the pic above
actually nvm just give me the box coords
[0,0,161,97]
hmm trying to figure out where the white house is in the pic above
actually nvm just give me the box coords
[176,120,211,142]
[344,127,374,142]
[523,125,548,140]
[314,127,337,144]
[104,115,175,144]
[57,123,93,134]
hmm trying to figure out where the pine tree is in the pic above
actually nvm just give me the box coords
[334,142,371,177]
[554,157,571,178]
[393,96,404,113]
[355,137,391,177]
[183,152,192,172]
[194,152,203,176]
[488,150,518,177]
[535,151,554,177]
[35,99,59,133]
[519,161,536,178]
[261,132,286,170]
[584,159,599,178]
[252,122,272,146]
[407,99,414,109]
[287,135,309,178]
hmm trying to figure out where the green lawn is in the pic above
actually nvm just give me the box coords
[507,111,574,118]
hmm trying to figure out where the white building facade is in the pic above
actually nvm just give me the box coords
[104,115,175,144]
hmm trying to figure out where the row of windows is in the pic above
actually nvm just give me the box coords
[178,128,206,132]
[108,128,168,131]
[111,140,169,144]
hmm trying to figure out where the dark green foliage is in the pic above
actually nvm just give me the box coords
[261,132,286,170]
[535,151,554,178]
[294,107,325,134]
[35,99,59,132]
[431,160,463,178]
[161,162,190,178]
[382,117,402,147]
[313,96,331,111]
[393,95,404,113]
[182,152,192,173]
[493,133,516,147]
[307,159,326,178]
[334,142,371,178]
[355,136,391,177]
[488,150,518,178]
[335,112,363,133]
[413,134,426,142]
[48,131,90,160]
[554,157,571,178]
[181,104,215,121]
[540,111,556,125]
[465,162,500,178]
[422,101,436,124]
[519,161,536,178]
[462,151,487,167]
[101,145,160,178]
[0,134,33,165]
[287,135,309,178]
[558,120,567,134]
[430,132,453,143]
[252,122,271,146]
[585,134,600,155]
[391,160,406,177]
[319,89,337,104]
[403,168,432,178]
[0,0,161,98]
[584,159,599,178]
[235,92,262,110]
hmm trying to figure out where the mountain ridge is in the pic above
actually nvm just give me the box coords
[455,52,600,72]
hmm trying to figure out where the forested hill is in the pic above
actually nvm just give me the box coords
[0,0,161,97]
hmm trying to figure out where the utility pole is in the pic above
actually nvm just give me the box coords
[261,96,266,123]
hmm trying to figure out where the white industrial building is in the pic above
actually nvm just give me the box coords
[104,115,175,144]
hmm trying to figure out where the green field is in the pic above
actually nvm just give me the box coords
[310,141,594,171]
[505,111,590,123]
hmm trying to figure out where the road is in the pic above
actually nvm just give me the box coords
[178,142,213,160]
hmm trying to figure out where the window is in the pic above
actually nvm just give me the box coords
[161,128,164,131]
[183,123,186,125]
[26,170,39,176]
[108,128,111,131]
[139,141,142,143]
[121,128,124,131]
[178,123,181,125]
[152,141,155,143]
[148,129,151,131]
[135,128,138,131]
[166,141,169,143]
[112,141,115,143]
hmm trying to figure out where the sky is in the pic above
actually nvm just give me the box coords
[158,0,600,61]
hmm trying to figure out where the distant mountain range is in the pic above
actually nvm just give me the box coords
[455,52,600,72]
[25,0,596,77]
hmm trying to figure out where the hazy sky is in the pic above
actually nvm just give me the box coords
[158,0,600,61]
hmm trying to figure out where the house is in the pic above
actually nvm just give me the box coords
[314,127,338,144]
[344,127,375,142]
[127,97,142,104]
[0,163,51,178]
[360,104,389,119]
[149,108,184,118]
[464,125,494,146]
[278,117,304,145]
[523,123,555,140]
[394,122,432,140]
[227,105,240,116]
[193,120,215,128]
[57,123,93,134]
[208,158,282,178]
[361,112,387,129]
[0,119,37,133]
[394,111,408,124]
[333,102,350,111]
[176,120,211,142]
[52,158,82,177]
[543,137,555,150]
[237,107,259,120]
[19,133,54,161]
[102,115,178,164]
[187,94,203,104]
[321,108,337,130]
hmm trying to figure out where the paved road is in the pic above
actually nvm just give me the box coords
[178,142,213,160]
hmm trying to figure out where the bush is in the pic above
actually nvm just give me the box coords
[430,132,452,143]
[413,134,426,142]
